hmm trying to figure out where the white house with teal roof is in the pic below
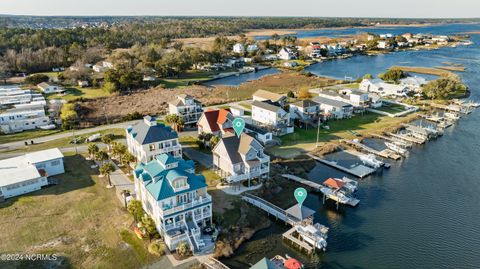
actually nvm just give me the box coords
[134,153,213,253]
[126,116,182,163]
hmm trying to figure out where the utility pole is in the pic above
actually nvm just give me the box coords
[316,119,321,148]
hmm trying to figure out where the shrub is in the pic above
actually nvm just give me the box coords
[176,241,191,257]
[25,74,49,85]
[148,241,166,256]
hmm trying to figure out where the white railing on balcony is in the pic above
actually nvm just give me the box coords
[164,221,185,232]
[194,210,212,221]
[258,155,270,163]
[226,168,269,183]
[160,194,212,216]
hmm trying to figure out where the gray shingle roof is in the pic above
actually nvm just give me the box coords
[291,99,319,108]
[251,100,283,113]
[313,96,352,108]
[128,120,178,145]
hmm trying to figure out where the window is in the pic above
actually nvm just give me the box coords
[149,144,155,151]
[50,160,60,166]
[172,140,177,146]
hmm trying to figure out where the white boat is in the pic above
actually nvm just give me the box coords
[87,133,101,142]
[359,154,383,169]
[320,187,351,204]
[444,111,461,120]
[336,177,358,192]
[385,142,408,156]
[295,223,329,251]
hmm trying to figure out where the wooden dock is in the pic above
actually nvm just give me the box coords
[282,226,315,254]
[387,132,425,144]
[203,257,230,269]
[371,134,413,148]
[281,174,322,192]
[341,139,401,160]
[307,153,375,178]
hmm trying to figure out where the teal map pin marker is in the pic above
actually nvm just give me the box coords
[294,187,307,206]
[232,118,245,137]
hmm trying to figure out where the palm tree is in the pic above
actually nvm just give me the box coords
[165,114,184,132]
[100,162,116,187]
[87,143,99,160]
[101,133,114,152]
[95,150,109,165]
[122,152,136,175]
[111,141,127,163]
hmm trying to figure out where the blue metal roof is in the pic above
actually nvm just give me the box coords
[135,153,207,201]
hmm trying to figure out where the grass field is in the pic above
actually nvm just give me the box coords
[0,153,158,268]
[375,103,407,114]
[47,87,111,101]
[158,70,219,88]
[0,129,63,145]
[269,112,418,157]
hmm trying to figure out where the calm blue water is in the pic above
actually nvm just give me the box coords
[202,68,280,87]
[255,23,476,40]
[223,24,480,269]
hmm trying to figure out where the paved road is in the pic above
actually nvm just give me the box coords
[0,120,140,152]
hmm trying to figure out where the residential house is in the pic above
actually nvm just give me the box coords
[400,76,427,92]
[78,80,89,87]
[278,47,297,60]
[0,148,64,200]
[126,116,182,163]
[37,82,64,94]
[360,79,410,97]
[309,45,323,58]
[134,154,212,252]
[252,89,288,107]
[168,94,203,125]
[289,99,320,124]
[369,93,383,108]
[283,61,298,68]
[341,89,370,107]
[377,40,393,50]
[0,107,50,134]
[197,108,234,137]
[93,61,114,72]
[197,108,273,144]
[313,96,353,120]
[251,100,293,135]
[212,133,270,184]
[233,43,245,54]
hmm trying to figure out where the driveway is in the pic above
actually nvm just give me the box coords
[183,147,213,168]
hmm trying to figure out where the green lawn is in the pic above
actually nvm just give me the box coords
[269,112,418,157]
[375,103,407,114]
[0,129,63,144]
[0,153,158,268]
[179,136,213,154]
[47,87,111,101]
[158,70,219,89]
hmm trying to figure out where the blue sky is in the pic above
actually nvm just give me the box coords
[0,0,479,18]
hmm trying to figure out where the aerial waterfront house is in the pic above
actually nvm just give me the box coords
[313,96,353,120]
[251,100,293,135]
[233,43,245,54]
[277,47,297,60]
[400,76,427,92]
[360,78,410,97]
[197,108,273,144]
[134,153,213,252]
[212,133,270,185]
[289,99,321,125]
[0,148,64,200]
[246,44,259,53]
[92,61,114,72]
[168,94,203,126]
[126,116,182,163]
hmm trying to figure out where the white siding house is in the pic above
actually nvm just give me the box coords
[0,148,64,200]
[313,96,353,119]
[134,154,213,252]
[168,94,203,125]
[251,100,293,135]
[360,79,410,97]
[126,116,182,163]
[37,82,64,94]
[233,43,245,54]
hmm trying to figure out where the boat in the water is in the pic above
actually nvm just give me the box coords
[444,111,461,120]
[271,254,304,269]
[295,223,329,251]
[359,153,384,169]
[385,141,408,156]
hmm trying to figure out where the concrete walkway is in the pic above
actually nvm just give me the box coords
[216,182,263,195]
